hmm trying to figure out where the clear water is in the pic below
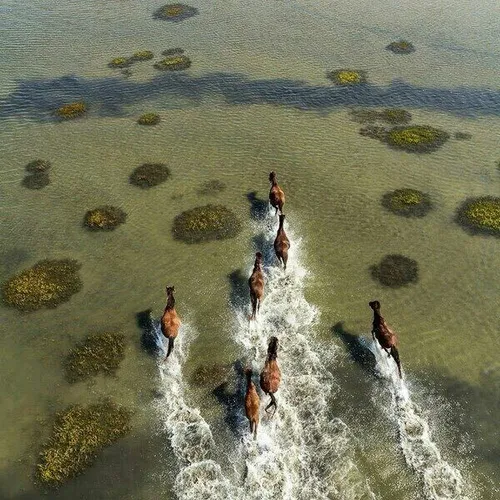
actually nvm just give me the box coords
[1,1,499,499]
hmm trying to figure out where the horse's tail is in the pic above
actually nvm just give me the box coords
[390,345,402,378]
[166,337,175,358]
[282,251,288,271]
[250,293,257,320]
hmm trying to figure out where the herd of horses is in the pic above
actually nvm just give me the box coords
[160,172,402,439]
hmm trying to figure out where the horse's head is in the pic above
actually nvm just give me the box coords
[245,367,253,380]
[166,286,175,295]
[369,300,381,311]
[279,214,286,225]
[269,171,277,183]
[268,336,279,358]
[255,252,263,264]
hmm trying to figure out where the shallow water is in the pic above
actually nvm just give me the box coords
[1,0,500,499]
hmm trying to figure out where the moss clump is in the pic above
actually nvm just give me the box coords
[381,189,433,217]
[137,113,161,126]
[359,125,388,140]
[350,108,412,125]
[197,180,227,196]
[370,254,419,288]
[108,57,132,69]
[385,125,450,153]
[129,163,171,188]
[25,159,51,174]
[162,47,185,56]
[456,196,500,237]
[454,131,472,140]
[327,69,367,85]
[2,259,82,312]
[172,205,242,243]
[386,40,415,54]
[83,206,127,231]
[64,333,126,383]
[36,401,131,488]
[153,4,199,22]
[131,50,154,61]
[22,173,50,190]
[154,55,191,71]
[54,102,87,120]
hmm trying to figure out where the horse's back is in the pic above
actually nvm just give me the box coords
[260,360,281,394]
[161,309,181,338]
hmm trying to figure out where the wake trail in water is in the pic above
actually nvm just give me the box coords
[152,322,237,500]
[371,340,471,500]
[232,210,376,500]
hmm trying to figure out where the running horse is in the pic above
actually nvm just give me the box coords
[244,368,260,439]
[274,214,290,270]
[369,300,402,378]
[260,337,282,415]
[269,171,285,215]
[160,286,181,361]
[248,252,264,320]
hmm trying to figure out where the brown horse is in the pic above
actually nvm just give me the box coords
[244,368,260,439]
[274,214,290,270]
[161,286,181,361]
[249,252,264,320]
[369,300,402,378]
[269,171,285,215]
[260,337,281,415]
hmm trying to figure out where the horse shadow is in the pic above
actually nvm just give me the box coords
[246,191,268,221]
[136,309,165,357]
[228,269,248,309]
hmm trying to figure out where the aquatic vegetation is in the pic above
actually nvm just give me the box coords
[456,196,500,237]
[197,180,227,196]
[25,159,51,174]
[359,125,387,140]
[137,112,161,126]
[83,206,127,231]
[36,401,131,488]
[154,55,191,71]
[64,332,126,383]
[327,69,367,85]
[370,254,419,288]
[129,163,171,188]
[131,50,154,61]
[385,125,450,153]
[153,4,199,22]
[350,108,412,125]
[162,47,185,56]
[108,57,132,69]
[54,102,87,120]
[2,259,82,312]
[454,131,472,140]
[22,173,50,190]
[386,40,416,54]
[381,188,433,217]
[172,204,242,243]
[190,364,231,387]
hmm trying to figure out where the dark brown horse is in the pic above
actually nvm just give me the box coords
[269,171,285,215]
[260,337,281,415]
[244,368,260,439]
[161,286,181,361]
[249,252,264,320]
[274,214,290,270]
[369,300,402,378]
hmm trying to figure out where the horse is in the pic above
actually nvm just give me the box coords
[269,171,285,215]
[274,214,290,270]
[260,337,281,415]
[249,252,264,320]
[160,286,181,361]
[369,300,402,378]
[244,368,260,439]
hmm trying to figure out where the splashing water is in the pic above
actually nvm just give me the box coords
[232,210,376,500]
[372,339,471,500]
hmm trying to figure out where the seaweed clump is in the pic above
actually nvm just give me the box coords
[172,204,242,243]
[22,173,50,190]
[25,159,52,174]
[350,108,412,125]
[64,333,126,383]
[154,55,191,71]
[197,180,227,196]
[131,50,154,61]
[36,401,131,488]
[108,57,132,69]
[83,206,127,231]
[454,132,472,140]
[153,4,199,22]
[162,48,185,56]
[137,113,161,126]
[54,102,87,120]
[386,40,415,54]
[456,196,500,237]
[370,254,419,288]
[385,125,449,153]
[2,259,82,312]
[327,69,367,85]
[381,189,432,217]
[129,163,171,188]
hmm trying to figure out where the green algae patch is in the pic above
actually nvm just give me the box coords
[385,125,449,153]
[64,333,126,383]
[25,159,51,174]
[382,188,433,218]
[108,57,132,69]
[350,108,412,125]
[386,40,416,54]
[131,50,154,62]
[162,47,185,56]
[197,179,227,196]
[22,173,50,190]
[83,206,127,231]
[129,163,171,188]
[153,3,199,22]
[137,113,161,126]
[456,196,500,237]
[2,259,82,312]
[54,102,87,120]
[36,401,131,488]
[327,69,367,86]
[172,205,242,243]
[370,254,419,288]
[154,55,191,71]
